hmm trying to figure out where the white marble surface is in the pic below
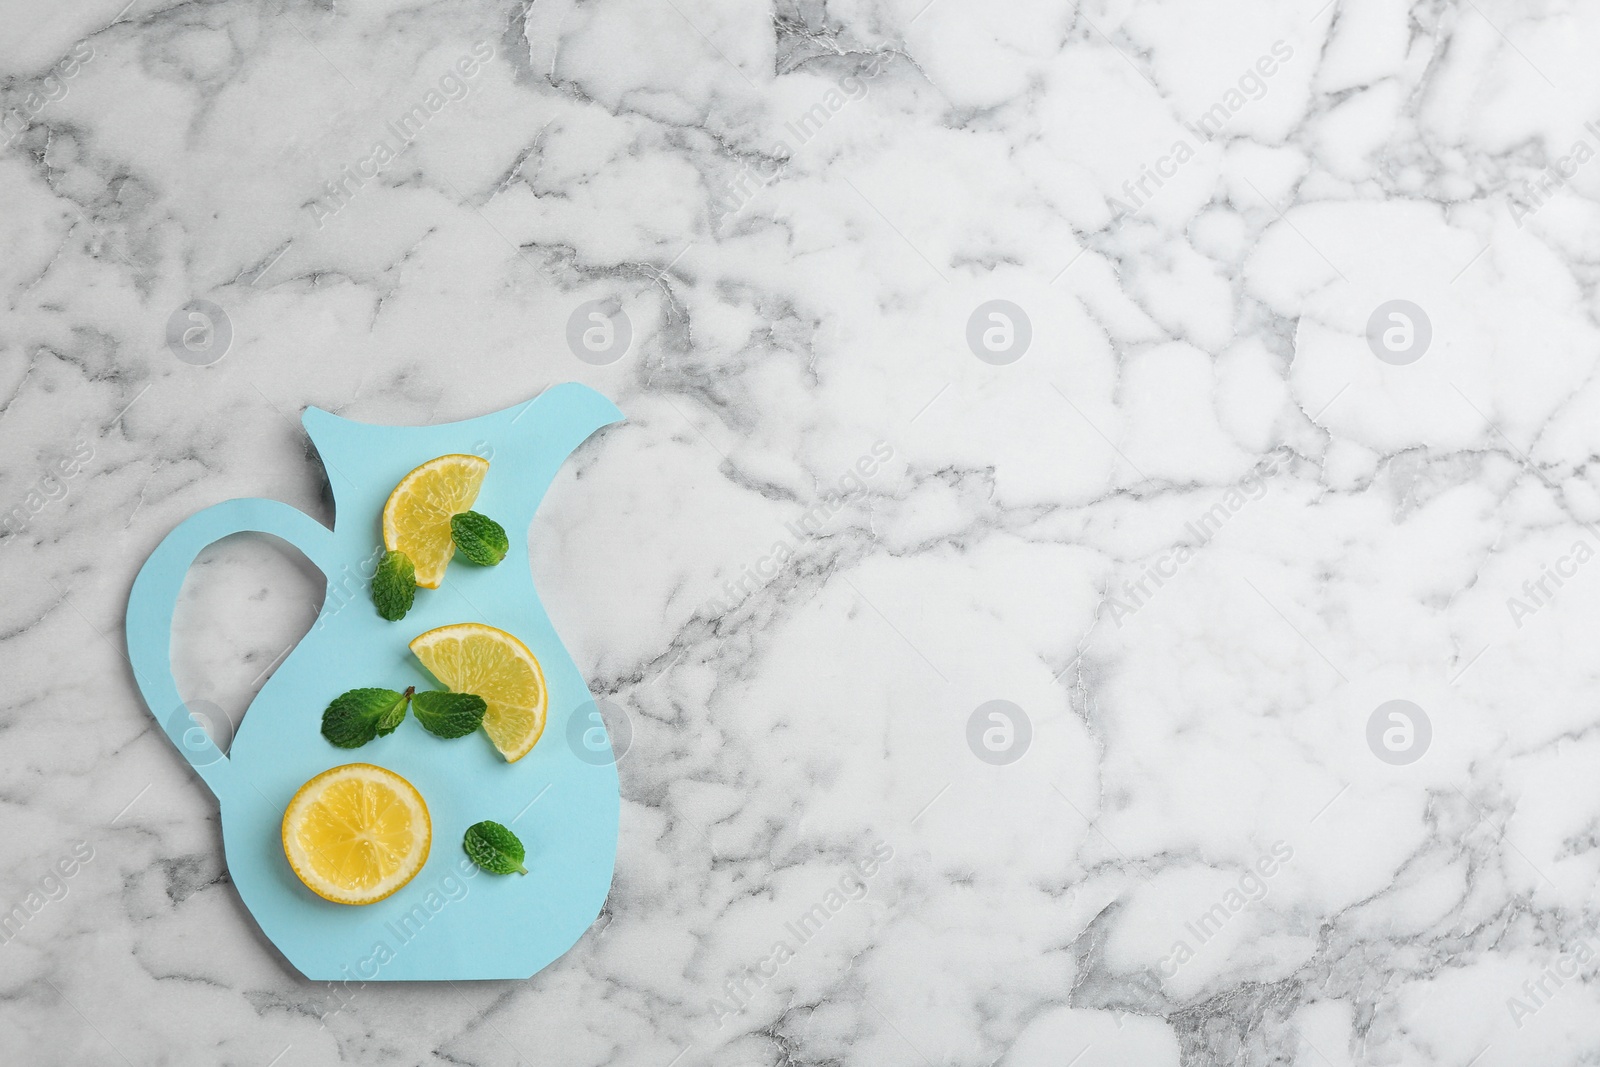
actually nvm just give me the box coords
[6,0,1600,1063]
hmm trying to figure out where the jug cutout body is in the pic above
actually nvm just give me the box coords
[126,385,623,980]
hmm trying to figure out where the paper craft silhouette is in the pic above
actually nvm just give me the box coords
[126,385,623,980]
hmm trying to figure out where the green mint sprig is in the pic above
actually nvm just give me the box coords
[413,691,487,739]
[320,686,489,747]
[450,511,509,567]
[321,686,413,748]
[463,821,527,875]
[372,549,416,621]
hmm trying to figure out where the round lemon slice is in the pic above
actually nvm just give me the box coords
[282,763,431,905]
[410,623,548,762]
[381,454,489,588]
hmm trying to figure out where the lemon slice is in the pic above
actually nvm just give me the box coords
[410,623,547,762]
[381,454,489,588]
[281,763,431,905]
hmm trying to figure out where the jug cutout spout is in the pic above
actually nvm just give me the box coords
[302,383,624,536]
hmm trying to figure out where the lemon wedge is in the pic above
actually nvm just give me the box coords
[410,623,547,762]
[381,454,489,588]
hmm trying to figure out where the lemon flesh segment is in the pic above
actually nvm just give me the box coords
[410,623,547,762]
[282,763,431,905]
[382,454,489,589]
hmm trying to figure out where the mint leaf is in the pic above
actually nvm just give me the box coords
[375,686,412,736]
[462,820,527,875]
[372,549,416,621]
[450,511,509,567]
[321,686,413,748]
[413,690,487,739]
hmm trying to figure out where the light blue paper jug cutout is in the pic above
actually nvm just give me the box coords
[126,385,623,981]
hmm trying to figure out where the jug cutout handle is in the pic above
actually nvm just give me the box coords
[127,498,337,802]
